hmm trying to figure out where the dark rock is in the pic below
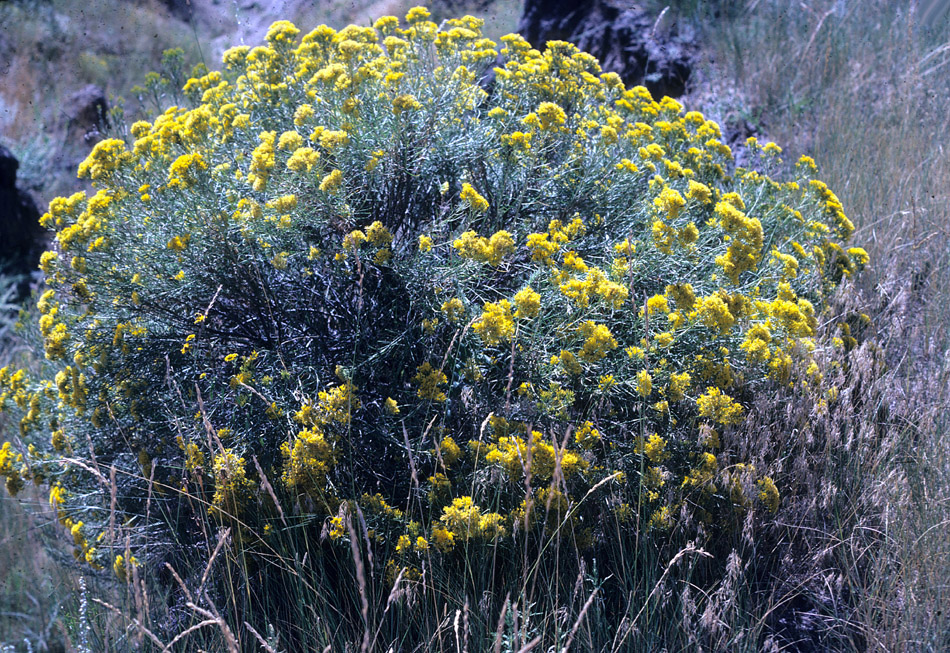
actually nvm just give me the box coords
[159,0,195,21]
[723,112,762,169]
[0,145,16,189]
[518,0,697,99]
[62,84,109,148]
[0,145,44,283]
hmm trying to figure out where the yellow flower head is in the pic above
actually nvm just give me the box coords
[636,370,653,397]
[653,186,686,219]
[536,102,567,130]
[513,286,541,319]
[459,183,489,213]
[319,169,343,193]
[413,362,448,402]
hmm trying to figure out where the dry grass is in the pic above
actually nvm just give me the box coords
[0,488,75,650]
[690,1,950,649]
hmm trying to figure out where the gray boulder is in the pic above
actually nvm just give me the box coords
[62,84,109,147]
[518,0,697,99]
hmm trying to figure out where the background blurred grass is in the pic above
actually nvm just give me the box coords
[1,0,947,649]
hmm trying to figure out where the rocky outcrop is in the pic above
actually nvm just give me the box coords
[0,145,44,282]
[518,0,697,99]
[62,84,109,148]
[158,0,195,21]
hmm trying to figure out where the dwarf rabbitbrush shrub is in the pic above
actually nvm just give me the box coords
[0,6,868,639]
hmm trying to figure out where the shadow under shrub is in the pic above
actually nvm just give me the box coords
[0,7,875,650]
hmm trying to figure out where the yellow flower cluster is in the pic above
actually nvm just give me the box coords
[472,300,515,345]
[574,421,601,449]
[577,321,618,362]
[211,450,255,517]
[696,387,744,425]
[642,433,670,463]
[715,201,764,284]
[757,476,780,512]
[435,496,506,547]
[167,152,208,188]
[654,186,686,219]
[77,138,131,181]
[413,362,448,402]
[636,370,653,397]
[459,182,489,212]
[484,428,587,482]
[281,427,334,500]
[0,442,25,495]
[513,286,541,319]
[452,229,514,266]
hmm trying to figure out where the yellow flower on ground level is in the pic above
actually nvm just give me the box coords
[286,147,319,172]
[669,372,691,402]
[847,247,869,266]
[646,294,669,315]
[432,527,455,552]
[452,230,514,266]
[577,321,617,362]
[696,294,735,334]
[636,370,653,397]
[574,421,601,449]
[686,179,712,203]
[437,496,506,542]
[440,297,464,322]
[643,433,670,463]
[277,130,303,151]
[211,450,255,517]
[438,436,462,467]
[167,152,208,188]
[392,94,421,113]
[536,101,567,130]
[757,476,780,512]
[384,397,400,415]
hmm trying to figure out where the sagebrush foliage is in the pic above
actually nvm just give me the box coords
[1,6,866,621]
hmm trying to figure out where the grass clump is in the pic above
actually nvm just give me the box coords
[0,6,881,650]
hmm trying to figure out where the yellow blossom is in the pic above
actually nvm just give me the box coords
[413,362,447,402]
[319,169,343,192]
[459,182,489,213]
[536,101,567,130]
[577,321,618,362]
[513,286,541,319]
[636,370,653,397]
[473,300,514,345]
[653,186,685,219]
[697,387,744,425]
